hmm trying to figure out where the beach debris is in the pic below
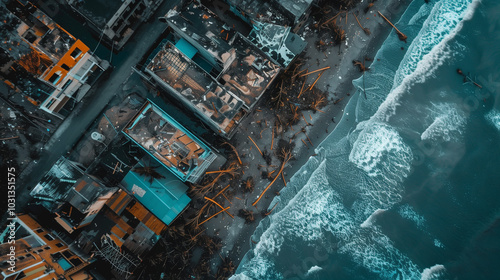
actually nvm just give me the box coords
[301,138,308,147]
[222,142,242,165]
[271,127,275,150]
[204,196,234,218]
[364,3,374,13]
[353,12,371,35]
[199,207,230,226]
[308,71,326,91]
[216,257,235,279]
[457,68,482,88]
[189,184,231,228]
[248,136,263,156]
[242,177,255,193]
[352,60,370,72]
[264,202,280,216]
[0,136,19,141]
[190,161,240,198]
[378,11,407,42]
[300,66,331,77]
[334,97,345,105]
[238,209,255,224]
[252,148,292,206]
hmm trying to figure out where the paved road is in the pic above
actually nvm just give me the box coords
[16,0,180,211]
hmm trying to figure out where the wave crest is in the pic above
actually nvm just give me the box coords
[349,122,413,185]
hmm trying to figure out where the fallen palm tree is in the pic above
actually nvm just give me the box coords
[204,196,234,218]
[222,142,242,165]
[252,149,292,207]
[378,11,407,42]
[248,136,263,156]
[353,12,371,35]
[238,209,255,224]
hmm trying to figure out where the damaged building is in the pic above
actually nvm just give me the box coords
[123,100,219,183]
[224,0,315,33]
[29,153,192,277]
[65,0,163,50]
[0,0,108,118]
[0,214,98,280]
[137,3,304,139]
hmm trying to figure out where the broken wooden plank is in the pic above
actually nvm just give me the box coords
[0,136,19,141]
[353,12,371,35]
[252,152,292,207]
[199,207,230,226]
[205,197,234,218]
[300,66,331,77]
[248,136,263,155]
[378,11,407,42]
[308,71,325,91]
[271,127,275,151]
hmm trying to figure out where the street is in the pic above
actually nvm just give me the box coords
[16,0,181,211]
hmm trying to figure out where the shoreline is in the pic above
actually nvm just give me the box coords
[219,0,413,272]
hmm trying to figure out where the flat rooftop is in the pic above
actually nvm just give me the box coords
[69,0,123,28]
[274,0,314,22]
[121,159,191,226]
[146,41,244,134]
[38,25,76,61]
[122,100,216,183]
[164,4,280,108]
[221,34,280,106]
[226,0,289,26]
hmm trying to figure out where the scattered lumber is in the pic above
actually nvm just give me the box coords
[378,11,407,42]
[300,66,331,77]
[248,136,263,155]
[353,12,371,35]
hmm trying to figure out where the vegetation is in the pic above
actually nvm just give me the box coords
[132,165,165,184]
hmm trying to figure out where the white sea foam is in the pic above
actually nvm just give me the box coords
[361,209,387,228]
[373,0,480,122]
[340,228,422,279]
[434,239,445,248]
[421,103,467,141]
[399,204,426,228]
[305,265,322,276]
[349,122,413,185]
[421,264,446,280]
[485,109,500,131]
[233,1,481,279]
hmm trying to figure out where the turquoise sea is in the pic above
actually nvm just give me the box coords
[231,0,500,279]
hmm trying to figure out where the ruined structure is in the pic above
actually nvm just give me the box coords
[66,0,163,50]
[139,3,293,139]
[0,0,108,118]
[123,100,218,183]
[0,214,96,279]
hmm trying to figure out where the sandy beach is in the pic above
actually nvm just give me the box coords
[193,0,413,274]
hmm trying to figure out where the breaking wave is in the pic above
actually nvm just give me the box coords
[421,103,467,141]
[421,264,446,280]
[372,0,479,122]
[232,0,481,279]
[398,204,426,229]
[485,109,500,131]
[349,122,413,184]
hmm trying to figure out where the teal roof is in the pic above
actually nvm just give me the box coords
[121,161,191,226]
[175,38,198,59]
[122,100,213,182]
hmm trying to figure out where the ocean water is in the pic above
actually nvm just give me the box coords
[231,0,500,279]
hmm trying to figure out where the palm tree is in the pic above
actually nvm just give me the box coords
[133,157,165,184]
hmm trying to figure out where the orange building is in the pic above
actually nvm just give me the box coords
[0,214,95,280]
[2,0,109,118]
